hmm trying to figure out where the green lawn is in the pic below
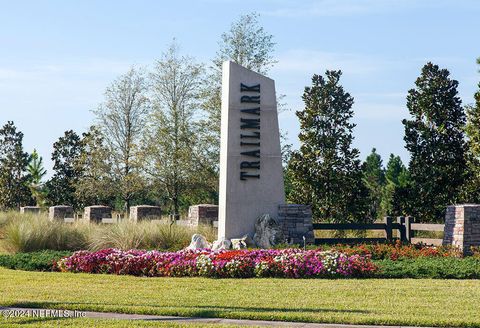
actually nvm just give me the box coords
[1,268,480,327]
[0,317,247,327]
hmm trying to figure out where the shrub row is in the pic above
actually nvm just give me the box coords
[56,248,377,278]
[374,257,480,279]
[0,250,72,271]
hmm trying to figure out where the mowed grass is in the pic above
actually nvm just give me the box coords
[0,317,247,327]
[1,268,480,327]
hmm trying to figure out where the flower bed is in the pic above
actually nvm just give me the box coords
[322,241,463,260]
[56,248,377,278]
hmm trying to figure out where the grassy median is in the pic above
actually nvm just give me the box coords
[1,267,480,327]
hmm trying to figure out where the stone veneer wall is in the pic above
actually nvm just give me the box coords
[278,204,315,245]
[130,205,162,222]
[84,205,112,223]
[443,204,480,255]
[188,204,218,226]
[20,206,41,214]
[49,205,74,220]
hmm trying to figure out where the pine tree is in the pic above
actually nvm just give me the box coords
[46,130,84,209]
[362,148,386,221]
[381,154,410,217]
[403,62,467,222]
[26,149,47,207]
[0,121,31,209]
[288,71,369,223]
[385,154,409,186]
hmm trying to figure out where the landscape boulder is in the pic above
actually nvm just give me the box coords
[187,234,211,250]
[253,213,285,249]
[212,238,231,251]
[231,234,256,250]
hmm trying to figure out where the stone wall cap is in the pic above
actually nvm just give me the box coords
[85,205,111,209]
[50,205,72,208]
[131,205,161,208]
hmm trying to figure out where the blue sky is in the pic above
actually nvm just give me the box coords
[1,0,479,177]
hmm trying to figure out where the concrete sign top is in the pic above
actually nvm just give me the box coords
[218,61,285,239]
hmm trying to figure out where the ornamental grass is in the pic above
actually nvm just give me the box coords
[1,212,216,253]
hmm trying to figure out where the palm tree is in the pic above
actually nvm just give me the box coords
[27,149,47,207]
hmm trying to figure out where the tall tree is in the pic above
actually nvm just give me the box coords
[362,148,386,221]
[26,149,47,207]
[46,130,84,209]
[381,154,410,217]
[0,121,31,209]
[287,71,369,223]
[462,57,480,203]
[144,42,213,217]
[403,62,467,222]
[74,126,116,208]
[213,12,276,74]
[94,67,150,211]
[200,13,276,171]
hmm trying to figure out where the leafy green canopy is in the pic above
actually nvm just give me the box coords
[403,62,467,222]
[288,71,368,223]
[46,130,84,209]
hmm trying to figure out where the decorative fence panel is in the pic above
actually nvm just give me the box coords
[313,216,445,245]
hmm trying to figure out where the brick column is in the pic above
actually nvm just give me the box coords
[84,205,112,223]
[278,204,315,245]
[188,204,218,227]
[20,206,41,214]
[49,205,74,221]
[443,204,480,255]
[130,205,162,222]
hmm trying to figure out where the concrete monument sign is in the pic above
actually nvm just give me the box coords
[218,61,285,239]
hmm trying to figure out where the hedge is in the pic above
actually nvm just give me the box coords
[0,250,72,271]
